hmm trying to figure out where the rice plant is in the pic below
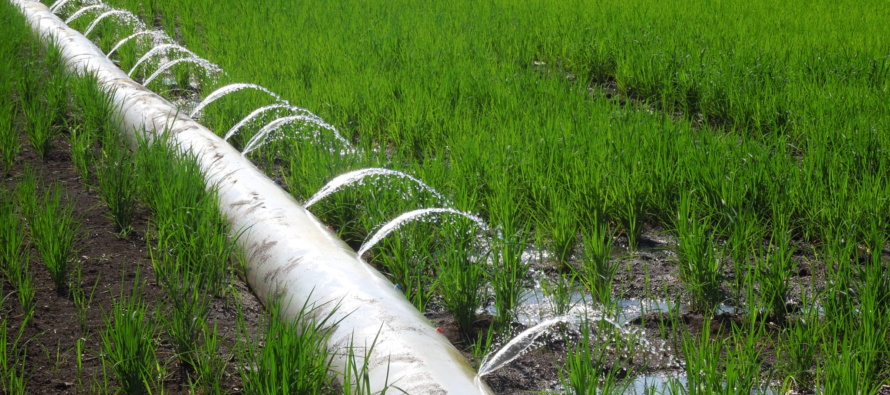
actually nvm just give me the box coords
[675,192,723,312]
[22,93,56,159]
[560,317,632,394]
[71,264,99,334]
[755,216,795,325]
[26,181,81,295]
[436,232,488,336]
[96,134,138,236]
[677,316,767,394]
[0,189,34,320]
[100,272,162,395]
[237,297,338,394]
[0,96,19,175]
[575,217,617,305]
[489,230,530,327]
[190,320,227,395]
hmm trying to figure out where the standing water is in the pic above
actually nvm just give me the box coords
[189,83,287,118]
[83,10,143,37]
[240,115,351,156]
[357,208,491,256]
[304,168,451,208]
[142,57,223,87]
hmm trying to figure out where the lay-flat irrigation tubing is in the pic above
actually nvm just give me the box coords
[11,1,491,393]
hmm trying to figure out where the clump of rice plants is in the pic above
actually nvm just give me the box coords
[0,96,18,176]
[237,298,338,394]
[27,181,82,296]
[755,215,795,325]
[436,222,488,336]
[560,317,633,394]
[68,72,117,183]
[676,314,767,394]
[190,320,228,395]
[96,133,138,237]
[674,193,723,312]
[575,216,617,305]
[100,272,162,395]
[0,188,34,320]
[135,134,232,296]
[0,306,29,395]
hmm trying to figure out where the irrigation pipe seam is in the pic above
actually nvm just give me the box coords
[11,1,491,393]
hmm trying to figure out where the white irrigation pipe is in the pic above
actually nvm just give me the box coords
[10,1,491,393]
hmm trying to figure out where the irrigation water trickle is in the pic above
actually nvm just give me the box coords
[63,3,105,24]
[142,56,223,87]
[48,0,90,13]
[189,83,288,117]
[240,114,351,156]
[224,103,328,141]
[358,208,491,256]
[128,44,198,76]
[107,30,171,58]
[475,316,571,387]
[83,9,142,37]
[304,168,451,208]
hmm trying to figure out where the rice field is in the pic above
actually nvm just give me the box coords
[4,0,890,393]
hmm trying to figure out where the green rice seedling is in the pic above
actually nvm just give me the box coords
[14,168,38,222]
[0,189,34,320]
[238,297,338,394]
[609,176,646,251]
[96,135,138,237]
[470,325,496,368]
[158,269,212,372]
[436,231,488,336]
[489,229,531,327]
[0,286,30,395]
[677,316,766,394]
[101,272,162,395]
[560,317,632,395]
[22,94,56,159]
[0,97,18,175]
[778,291,821,391]
[66,71,117,184]
[374,231,437,311]
[75,336,85,385]
[541,271,578,317]
[575,217,617,305]
[675,192,723,312]
[0,317,28,395]
[725,207,765,302]
[190,320,227,395]
[135,134,233,296]
[72,71,116,138]
[756,216,795,325]
[340,328,396,395]
[818,233,858,321]
[67,124,95,183]
[534,189,579,268]
[27,182,81,295]
[71,264,99,334]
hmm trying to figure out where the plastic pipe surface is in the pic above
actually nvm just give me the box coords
[9,1,492,393]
